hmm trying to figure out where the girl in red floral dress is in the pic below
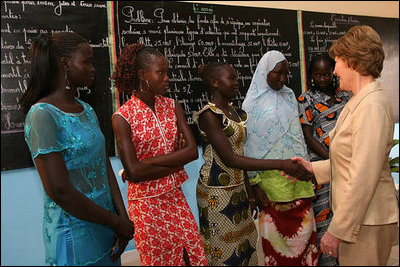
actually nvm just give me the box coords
[111,43,208,266]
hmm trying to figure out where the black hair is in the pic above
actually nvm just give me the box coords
[111,43,164,93]
[19,32,88,115]
[307,52,339,92]
[197,62,231,89]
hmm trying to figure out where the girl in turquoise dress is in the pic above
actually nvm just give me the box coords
[20,32,134,266]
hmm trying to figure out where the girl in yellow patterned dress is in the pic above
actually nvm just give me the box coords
[193,62,312,266]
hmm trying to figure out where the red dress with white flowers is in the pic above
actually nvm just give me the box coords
[114,95,208,266]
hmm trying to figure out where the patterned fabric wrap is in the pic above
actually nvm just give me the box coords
[298,89,349,266]
[259,198,319,266]
[114,95,188,200]
[193,103,258,266]
[24,99,117,266]
[298,89,350,160]
[311,184,338,266]
[128,187,208,266]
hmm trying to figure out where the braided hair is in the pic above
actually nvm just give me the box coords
[307,52,339,93]
[111,43,163,92]
[197,62,231,89]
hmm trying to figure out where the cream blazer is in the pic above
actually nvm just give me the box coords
[312,81,399,243]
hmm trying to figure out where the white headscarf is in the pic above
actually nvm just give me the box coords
[243,50,307,160]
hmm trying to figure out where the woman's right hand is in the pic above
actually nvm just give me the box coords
[281,159,313,181]
[110,214,135,240]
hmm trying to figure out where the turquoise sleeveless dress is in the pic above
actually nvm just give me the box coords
[24,99,120,266]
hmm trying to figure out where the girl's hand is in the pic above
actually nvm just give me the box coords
[119,169,129,183]
[246,188,258,219]
[291,157,313,174]
[177,132,186,150]
[111,235,130,262]
[252,185,269,210]
[281,159,313,181]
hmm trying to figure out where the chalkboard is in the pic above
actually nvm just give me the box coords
[2,1,399,171]
[301,11,399,121]
[1,1,115,170]
[113,1,301,144]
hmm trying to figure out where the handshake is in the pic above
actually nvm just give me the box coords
[249,156,316,213]
[280,157,315,184]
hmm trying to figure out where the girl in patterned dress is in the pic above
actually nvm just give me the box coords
[242,51,319,266]
[192,62,312,266]
[298,53,350,266]
[111,43,208,266]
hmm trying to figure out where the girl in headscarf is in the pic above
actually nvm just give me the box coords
[243,50,318,266]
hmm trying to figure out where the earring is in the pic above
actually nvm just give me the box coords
[332,78,336,87]
[311,79,315,87]
[145,80,150,89]
[65,69,71,90]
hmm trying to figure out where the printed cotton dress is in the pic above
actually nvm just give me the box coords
[114,94,208,266]
[298,89,350,266]
[193,103,258,266]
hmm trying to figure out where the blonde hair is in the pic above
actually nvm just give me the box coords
[329,25,385,78]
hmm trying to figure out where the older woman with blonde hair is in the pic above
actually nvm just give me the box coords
[293,25,399,266]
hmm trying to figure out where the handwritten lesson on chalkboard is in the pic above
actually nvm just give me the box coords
[112,1,300,142]
[1,1,398,170]
[1,1,113,170]
[300,11,399,118]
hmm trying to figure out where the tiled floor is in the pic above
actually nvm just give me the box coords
[121,239,399,266]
